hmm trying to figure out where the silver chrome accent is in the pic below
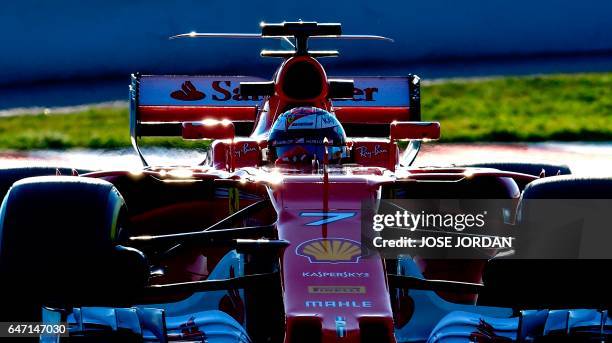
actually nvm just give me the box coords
[129,74,149,166]
[170,32,393,43]
[400,140,421,167]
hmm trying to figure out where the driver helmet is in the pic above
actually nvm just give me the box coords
[268,107,348,167]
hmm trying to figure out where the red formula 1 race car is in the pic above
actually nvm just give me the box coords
[1,22,611,343]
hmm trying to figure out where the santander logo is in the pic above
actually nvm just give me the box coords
[170,81,206,101]
[166,79,381,102]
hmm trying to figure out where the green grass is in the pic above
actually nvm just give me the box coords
[423,73,612,142]
[0,107,130,150]
[0,108,207,150]
[0,72,611,149]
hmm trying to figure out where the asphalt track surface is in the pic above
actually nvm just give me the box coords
[0,143,610,176]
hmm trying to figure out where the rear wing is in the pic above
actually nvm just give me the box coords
[332,75,421,136]
[129,74,421,164]
[130,74,265,137]
[129,74,266,165]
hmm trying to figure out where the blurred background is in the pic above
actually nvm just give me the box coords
[0,0,611,172]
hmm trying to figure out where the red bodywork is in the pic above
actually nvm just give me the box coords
[82,53,535,342]
[273,177,394,341]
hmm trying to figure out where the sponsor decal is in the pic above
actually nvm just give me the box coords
[319,114,337,128]
[290,121,314,127]
[308,285,366,294]
[353,87,378,101]
[333,87,379,102]
[164,79,262,103]
[167,84,381,103]
[296,238,362,264]
[233,143,258,158]
[171,81,206,101]
[302,271,370,278]
[290,107,319,115]
[300,212,356,226]
[285,113,314,130]
[355,145,388,159]
[305,300,373,308]
[210,80,261,101]
[141,76,410,107]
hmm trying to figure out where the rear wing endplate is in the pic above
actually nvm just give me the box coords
[129,74,266,165]
[332,75,421,137]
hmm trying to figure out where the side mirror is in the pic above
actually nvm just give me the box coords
[182,120,235,140]
[390,121,440,141]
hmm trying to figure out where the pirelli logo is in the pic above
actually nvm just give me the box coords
[307,286,366,294]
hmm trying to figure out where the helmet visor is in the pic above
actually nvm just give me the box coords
[274,144,345,165]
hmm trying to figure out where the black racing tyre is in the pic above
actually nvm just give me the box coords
[521,175,612,199]
[516,175,612,258]
[0,166,95,201]
[480,176,612,309]
[459,162,571,177]
[458,162,572,190]
[0,176,147,320]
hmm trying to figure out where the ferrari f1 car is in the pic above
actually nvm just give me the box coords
[1,22,611,342]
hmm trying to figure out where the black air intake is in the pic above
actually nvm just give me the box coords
[282,60,324,100]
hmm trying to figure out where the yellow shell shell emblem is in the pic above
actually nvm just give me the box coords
[296,238,362,263]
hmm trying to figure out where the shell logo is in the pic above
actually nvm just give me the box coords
[296,238,362,264]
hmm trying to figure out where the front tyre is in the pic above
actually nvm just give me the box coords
[0,176,146,320]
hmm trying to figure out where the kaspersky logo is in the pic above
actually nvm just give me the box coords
[296,238,362,264]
